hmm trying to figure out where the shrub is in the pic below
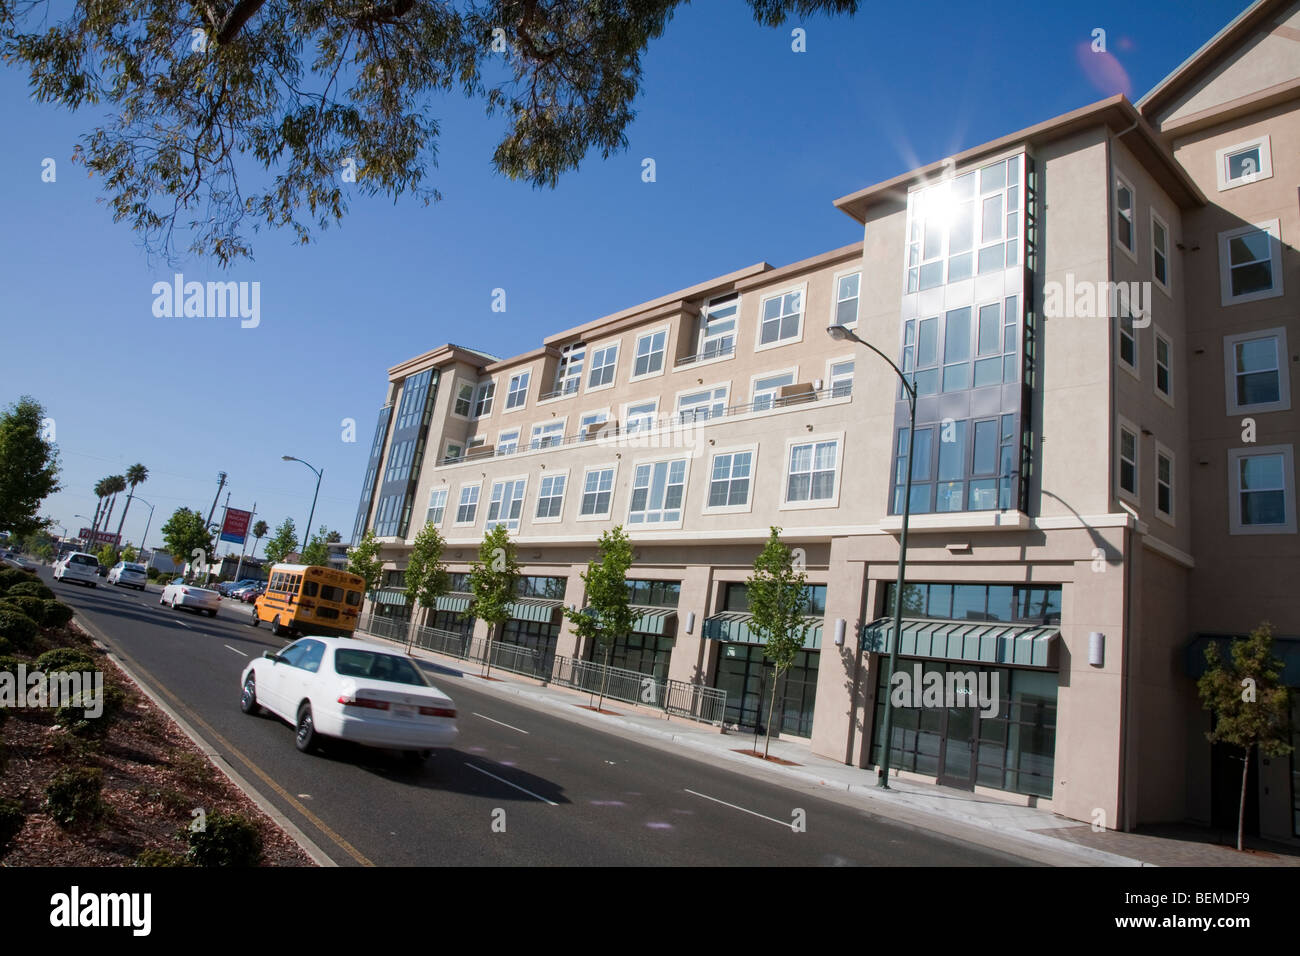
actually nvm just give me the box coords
[0,636,10,656]
[134,848,189,867]
[41,601,74,629]
[56,685,127,738]
[7,580,54,601]
[43,767,106,829]
[0,798,23,853]
[36,647,97,672]
[0,609,38,652]
[0,569,38,592]
[186,811,262,867]
[1,595,47,625]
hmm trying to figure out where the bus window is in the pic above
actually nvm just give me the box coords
[303,581,318,598]
[345,591,361,607]
[320,584,342,602]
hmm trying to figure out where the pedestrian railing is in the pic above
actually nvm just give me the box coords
[663,679,728,725]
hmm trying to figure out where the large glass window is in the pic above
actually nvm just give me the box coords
[496,428,519,456]
[1237,452,1287,527]
[394,369,433,430]
[633,329,667,377]
[455,485,480,524]
[588,344,618,388]
[580,467,615,517]
[759,290,803,346]
[752,371,795,412]
[473,380,495,417]
[625,400,658,434]
[453,382,474,417]
[829,359,854,398]
[535,474,566,519]
[885,582,1061,625]
[833,273,860,327]
[786,440,838,503]
[628,459,687,525]
[530,420,564,450]
[505,371,531,410]
[892,414,1015,515]
[1234,336,1280,406]
[1219,221,1281,303]
[485,479,526,532]
[553,343,585,396]
[677,385,728,423]
[708,451,752,508]
[426,487,447,525]
[700,293,738,359]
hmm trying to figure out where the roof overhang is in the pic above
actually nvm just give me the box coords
[862,617,1059,669]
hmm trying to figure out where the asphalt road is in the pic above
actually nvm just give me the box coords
[39,568,1037,867]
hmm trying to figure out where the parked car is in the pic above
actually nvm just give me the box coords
[107,561,149,590]
[53,552,100,587]
[218,578,262,597]
[232,583,265,602]
[1,551,35,570]
[239,636,458,761]
[159,578,221,617]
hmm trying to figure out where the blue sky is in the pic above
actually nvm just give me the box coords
[0,0,1248,555]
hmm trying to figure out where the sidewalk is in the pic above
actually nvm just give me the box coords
[360,628,1300,868]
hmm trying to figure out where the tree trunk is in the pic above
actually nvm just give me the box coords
[406,606,418,652]
[1237,744,1250,852]
[113,489,136,556]
[597,643,612,712]
[764,667,783,759]
[101,494,117,544]
[483,622,496,679]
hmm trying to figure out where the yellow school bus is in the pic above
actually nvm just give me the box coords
[249,563,366,638]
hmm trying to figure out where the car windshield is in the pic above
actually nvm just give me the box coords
[333,649,431,687]
[125,564,145,572]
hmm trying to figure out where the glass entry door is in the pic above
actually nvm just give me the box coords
[938,706,977,790]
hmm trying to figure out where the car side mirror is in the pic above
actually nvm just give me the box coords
[263,651,280,663]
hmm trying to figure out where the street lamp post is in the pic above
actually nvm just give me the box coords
[282,456,323,554]
[73,514,94,551]
[827,323,917,790]
[134,497,156,562]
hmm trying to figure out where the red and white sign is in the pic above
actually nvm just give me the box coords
[78,528,121,547]
[220,508,253,544]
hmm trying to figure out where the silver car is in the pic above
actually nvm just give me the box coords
[54,552,100,587]
[159,578,221,617]
[108,561,148,591]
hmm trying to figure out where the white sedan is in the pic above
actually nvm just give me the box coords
[239,636,458,761]
[107,561,148,590]
[159,578,220,617]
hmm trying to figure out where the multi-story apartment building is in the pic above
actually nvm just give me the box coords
[349,0,1299,842]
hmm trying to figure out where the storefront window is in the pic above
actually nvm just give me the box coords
[714,644,819,738]
[884,581,1061,625]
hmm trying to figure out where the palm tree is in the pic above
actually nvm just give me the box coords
[112,463,148,557]
[90,477,111,543]
[99,474,126,547]
[250,520,268,558]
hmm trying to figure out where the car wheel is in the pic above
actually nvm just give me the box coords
[272,617,286,637]
[248,607,259,628]
[402,750,428,767]
[206,608,217,618]
[295,703,318,753]
[240,676,261,715]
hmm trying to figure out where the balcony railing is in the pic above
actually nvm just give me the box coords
[438,383,852,466]
[538,380,582,402]
[674,342,737,367]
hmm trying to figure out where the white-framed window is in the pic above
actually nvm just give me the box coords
[783,435,841,507]
[426,487,448,525]
[505,370,531,410]
[705,447,754,513]
[631,328,668,379]
[1228,445,1296,535]
[578,465,617,519]
[1154,331,1173,404]
[473,379,496,418]
[827,357,854,398]
[485,477,527,532]
[496,428,520,456]
[1215,135,1272,191]
[534,473,568,521]
[452,381,474,418]
[1114,175,1135,259]
[530,419,565,450]
[627,457,688,526]
[1117,419,1139,502]
[751,369,796,412]
[444,441,463,463]
[1224,328,1290,415]
[757,287,805,349]
[454,483,481,525]
[1154,443,1174,523]
[677,384,728,423]
[1116,283,1138,375]
[831,271,860,328]
[467,435,486,451]
[587,343,618,390]
[579,408,610,440]
[1151,211,1170,292]
[699,293,739,360]
[1218,219,1283,305]
[553,343,585,397]
[624,399,658,434]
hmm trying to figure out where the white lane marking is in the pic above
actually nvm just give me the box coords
[684,789,796,830]
[473,712,530,734]
[224,644,248,657]
[173,620,191,629]
[465,762,557,805]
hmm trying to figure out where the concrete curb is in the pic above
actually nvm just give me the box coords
[363,630,1152,867]
[74,614,334,867]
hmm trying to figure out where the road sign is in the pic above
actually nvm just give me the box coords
[220,508,253,544]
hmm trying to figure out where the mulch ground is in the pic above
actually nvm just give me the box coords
[576,705,623,716]
[732,749,801,766]
[0,621,314,867]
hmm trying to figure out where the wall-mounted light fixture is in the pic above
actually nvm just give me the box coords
[686,611,696,634]
[1089,631,1105,667]
[833,618,846,646]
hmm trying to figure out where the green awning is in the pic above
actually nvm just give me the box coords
[1185,634,1300,685]
[435,592,473,613]
[372,588,410,607]
[578,605,678,636]
[702,612,822,650]
[507,597,563,624]
[862,618,1058,669]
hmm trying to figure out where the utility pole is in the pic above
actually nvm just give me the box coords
[212,491,231,581]
[205,471,228,533]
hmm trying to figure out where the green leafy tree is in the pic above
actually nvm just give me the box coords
[326,529,342,543]
[404,522,450,650]
[111,463,148,559]
[0,396,61,539]
[250,520,269,558]
[121,544,137,563]
[563,526,634,711]
[96,542,115,567]
[747,527,811,758]
[0,1,858,264]
[263,518,299,568]
[468,525,519,679]
[299,525,331,568]
[346,529,384,597]
[1198,621,1295,851]
[159,507,214,581]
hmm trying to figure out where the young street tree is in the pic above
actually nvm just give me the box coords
[563,526,635,712]
[0,396,61,539]
[159,507,214,581]
[468,524,519,680]
[0,1,857,264]
[299,525,332,568]
[346,529,384,597]
[747,526,811,758]
[404,522,450,651]
[263,518,299,568]
[1197,621,1295,852]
